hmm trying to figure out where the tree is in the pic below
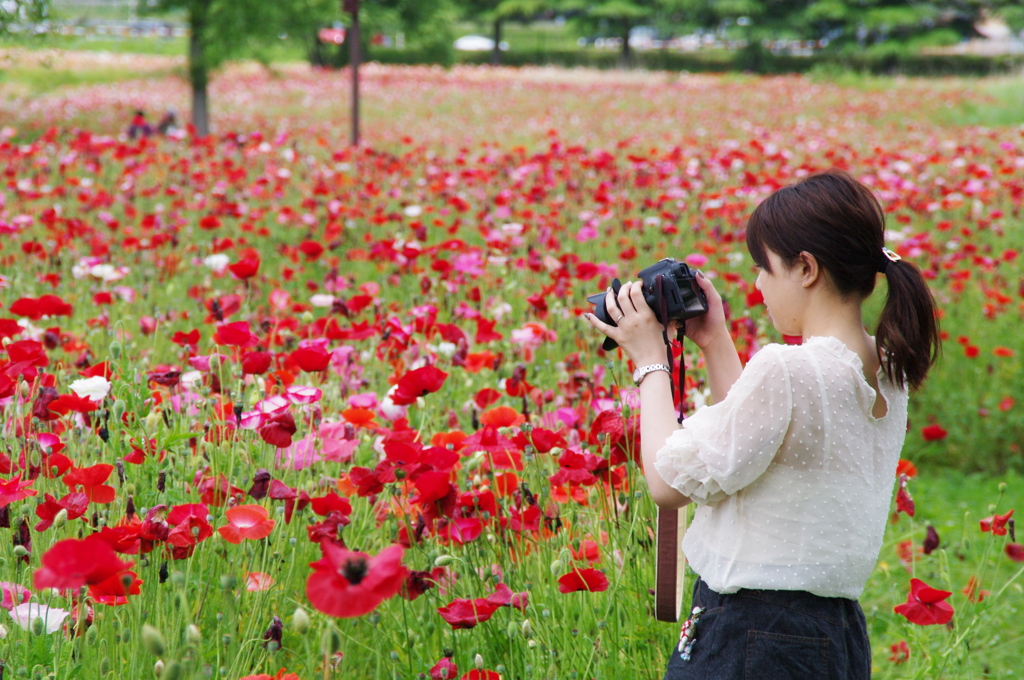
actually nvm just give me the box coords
[563,0,653,66]
[457,0,550,64]
[0,0,49,35]
[149,0,299,137]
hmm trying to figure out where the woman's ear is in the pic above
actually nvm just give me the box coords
[796,251,821,288]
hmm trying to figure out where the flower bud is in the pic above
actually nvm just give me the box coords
[291,607,311,635]
[31,616,45,636]
[111,399,127,423]
[558,548,572,565]
[549,560,563,576]
[109,341,122,359]
[161,661,183,680]
[99,657,111,675]
[185,624,202,646]
[475,654,484,670]
[521,619,533,638]
[433,555,454,567]
[142,624,166,656]
[321,628,342,656]
[154,660,165,677]
[507,621,519,638]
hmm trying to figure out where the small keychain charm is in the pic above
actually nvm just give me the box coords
[677,606,705,661]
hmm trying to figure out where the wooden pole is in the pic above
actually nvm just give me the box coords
[344,0,361,146]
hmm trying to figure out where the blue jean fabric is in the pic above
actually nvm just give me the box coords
[663,578,871,680]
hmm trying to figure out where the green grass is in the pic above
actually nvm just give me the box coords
[3,33,189,56]
[0,64,176,97]
[935,77,1024,127]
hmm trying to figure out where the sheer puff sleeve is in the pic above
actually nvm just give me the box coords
[654,346,792,504]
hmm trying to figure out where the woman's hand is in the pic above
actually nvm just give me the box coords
[583,281,673,367]
[681,271,731,351]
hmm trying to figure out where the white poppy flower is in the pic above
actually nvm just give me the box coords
[9,603,70,634]
[69,376,112,402]
[204,254,230,273]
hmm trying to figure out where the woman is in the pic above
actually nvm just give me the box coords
[583,169,939,679]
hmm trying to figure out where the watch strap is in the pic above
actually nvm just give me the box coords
[633,363,671,386]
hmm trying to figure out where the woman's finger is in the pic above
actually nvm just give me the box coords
[603,288,624,323]
[618,280,639,314]
[582,311,618,340]
[628,281,651,318]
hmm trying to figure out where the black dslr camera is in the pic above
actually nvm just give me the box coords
[586,258,708,351]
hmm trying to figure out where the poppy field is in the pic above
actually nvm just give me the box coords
[0,61,1023,679]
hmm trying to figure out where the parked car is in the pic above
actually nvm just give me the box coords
[453,35,509,52]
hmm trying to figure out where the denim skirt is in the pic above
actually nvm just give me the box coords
[663,578,871,680]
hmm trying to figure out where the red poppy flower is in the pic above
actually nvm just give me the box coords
[437,598,501,629]
[199,214,222,230]
[460,671,501,680]
[462,423,522,463]
[390,366,448,405]
[34,492,89,531]
[290,345,331,372]
[921,424,948,441]
[893,578,954,626]
[309,492,352,517]
[217,504,277,544]
[473,388,502,409]
[166,503,214,548]
[1006,544,1024,562]
[89,570,143,606]
[979,509,1014,536]
[228,256,261,280]
[6,339,49,367]
[895,459,917,478]
[888,641,910,664]
[241,351,274,375]
[213,321,259,348]
[514,427,567,454]
[260,410,297,448]
[430,657,458,680]
[0,318,24,339]
[0,375,16,401]
[34,535,134,591]
[47,393,103,415]
[479,405,524,428]
[171,329,201,348]
[63,464,116,504]
[299,240,325,260]
[895,474,914,517]
[306,543,407,618]
[557,567,610,593]
[9,295,73,319]
[79,362,113,379]
[0,474,38,507]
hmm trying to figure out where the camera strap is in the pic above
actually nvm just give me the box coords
[654,275,688,622]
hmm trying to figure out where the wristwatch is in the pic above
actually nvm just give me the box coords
[632,363,671,387]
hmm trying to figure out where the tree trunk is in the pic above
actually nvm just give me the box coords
[349,7,361,146]
[491,17,503,66]
[189,2,210,137]
[620,23,633,69]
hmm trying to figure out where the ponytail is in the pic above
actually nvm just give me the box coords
[876,259,940,391]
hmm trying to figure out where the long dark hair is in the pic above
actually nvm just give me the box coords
[745,169,939,391]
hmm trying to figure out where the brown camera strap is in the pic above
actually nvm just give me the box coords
[655,506,687,621]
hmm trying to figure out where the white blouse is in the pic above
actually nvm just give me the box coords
[653,336,908,599]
